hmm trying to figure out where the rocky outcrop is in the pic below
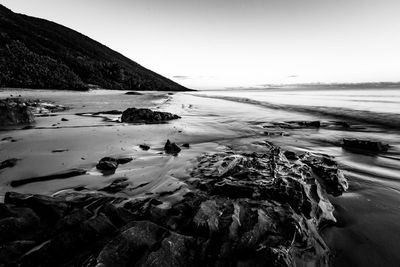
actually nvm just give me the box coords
[0,143,347,266]
[121,108,181,123]
[0,99,35,126]
[342,138,389,152]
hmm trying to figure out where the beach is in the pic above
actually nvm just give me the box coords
[1,87,400,266]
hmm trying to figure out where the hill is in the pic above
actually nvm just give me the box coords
[0,5,189,91]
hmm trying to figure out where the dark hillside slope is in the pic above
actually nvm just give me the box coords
[0,5,189,91]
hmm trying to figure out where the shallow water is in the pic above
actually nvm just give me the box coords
[1,88,400,266]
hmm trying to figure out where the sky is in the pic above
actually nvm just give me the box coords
[2,0,400,89]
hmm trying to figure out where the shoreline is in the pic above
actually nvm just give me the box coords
[0,89,399,266]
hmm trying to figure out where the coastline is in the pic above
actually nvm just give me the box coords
[0,89,399,266]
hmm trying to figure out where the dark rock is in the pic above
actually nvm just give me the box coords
[96,157,119,171]
[0,207,41,242]
[95,110,123,115]
[1,136,17,142]
[0,158,18,169]
[0,240,36,265]
[10,168,87,187]
[100,178,131,193]
[164,140,181,155]
[95,221,169,266]
[125,91,143,95]
[302,153,348,196]
[0,99,35,126]
[342,138,389,152]
[0,143,346,267]
[182,143,190,148]
[288,120,321,128]
[284,150,298,160]
[264,131,289,136]
[117,157,133,164]
[51,149,69,153]
[121,107,181,123]
[61,118,68,121]
[139,144,150,150]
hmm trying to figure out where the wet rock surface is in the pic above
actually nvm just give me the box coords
[139,144,150,150]
[121,108,181,123]
[0,98,68,126]
[125,91,143,95]
[0,99,35,126]
[164,140,181,155]
[342,138,389,152]
[10,168,87,187]
[0,143,347,267]
[0,158,18,170]
[96,157,133,173]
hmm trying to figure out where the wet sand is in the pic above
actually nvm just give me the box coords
[1,89,400,266]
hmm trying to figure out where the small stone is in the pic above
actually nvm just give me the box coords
[139,144,150,150]
[0,158,18,170]
[164,140,181,155]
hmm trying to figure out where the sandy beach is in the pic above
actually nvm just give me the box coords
[1,88,400,266]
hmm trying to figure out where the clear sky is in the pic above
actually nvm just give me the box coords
[2,0,400,89]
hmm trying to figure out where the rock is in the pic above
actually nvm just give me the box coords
[287,120,321,128]
[95,221,169,266]
[117,157,133,164]
[284,150,298,160]
[61,118,68,121]
[0,99,35,126]
[0,158,18,169]
[96,157,119,171]
[139,144,150,150]
[125,91,143,95]
[51,149,68,153]
[182,143,190,148]
[302,153,348,196]
[264,131,289,136]
[10,168,87,187]
[100,178,131,193]
[1,136,17,142]
[342,138,389,152]
[121,107,181,123]
[0,143,346,266]
[95,110,123,115]
[0,240,36,265]
[164,140,181,155]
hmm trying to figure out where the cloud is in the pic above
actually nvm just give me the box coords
[288,75,298,78]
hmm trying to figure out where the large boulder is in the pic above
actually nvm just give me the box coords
[121,107,180,123]
[0,99,35,126]
[342,138,389,152]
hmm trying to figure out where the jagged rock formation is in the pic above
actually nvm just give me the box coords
[0,4,189,91]
[0,143,347,266]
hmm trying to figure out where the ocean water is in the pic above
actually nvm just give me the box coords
[193,87,400,129]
